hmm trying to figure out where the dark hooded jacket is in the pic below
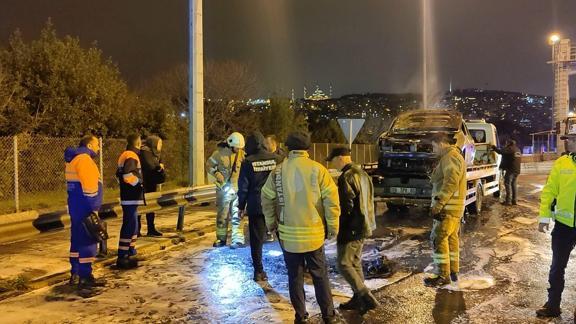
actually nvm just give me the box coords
[492,142,522,174]
[139,136,165,193]
[237,131,282,216]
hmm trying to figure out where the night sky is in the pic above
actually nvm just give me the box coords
[1,0,575,97]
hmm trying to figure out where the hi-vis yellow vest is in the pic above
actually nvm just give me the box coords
[540,155,576,227]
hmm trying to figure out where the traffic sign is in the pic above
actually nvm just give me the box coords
[337,119,365,148]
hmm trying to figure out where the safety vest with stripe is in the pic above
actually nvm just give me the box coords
[539,155,576,227]
[431,146,467,216]
[117,149,144,206]
[261,150,340,253]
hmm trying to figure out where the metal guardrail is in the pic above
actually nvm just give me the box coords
[0,185,216,244]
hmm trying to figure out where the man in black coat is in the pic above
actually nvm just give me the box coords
[491,139,522,205]
[327,147,379,314]
[237,131,282,282]
[139,135,165,236]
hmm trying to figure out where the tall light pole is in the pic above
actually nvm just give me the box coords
[548,33,576,152]
[422,0,429,109]
[189,0,205,186]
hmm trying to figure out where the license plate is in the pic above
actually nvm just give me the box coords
[390,187,416,194]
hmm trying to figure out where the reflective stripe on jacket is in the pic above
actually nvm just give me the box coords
[206,146,245,190]
[65,147,103,214]
[261,150,340,253]
[431,146,467,215]
[117,149,144,206]
[539,155,576,227]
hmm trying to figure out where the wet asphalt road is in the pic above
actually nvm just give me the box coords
[1,174,575,323]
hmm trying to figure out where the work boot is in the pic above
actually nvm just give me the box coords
[81,275,106,287]
[230,242,244,249]
[129,254,146,262]
[253,271,268,282]
[147,229,163,237]
[536,302,561,318]
[116,256,138,270]
[294,313,310,324]
[69,274,79,286]
[77,276,106,296]
[423,274,451,287]
[323,310,344,324]
[450,272,459,282]
[77,281,100,298]
[146,214,163,237]
[358,290,380,315]
[213,239,226,248]
[339,294,361,310]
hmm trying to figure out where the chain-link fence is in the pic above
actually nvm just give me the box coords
[0,135,377,215]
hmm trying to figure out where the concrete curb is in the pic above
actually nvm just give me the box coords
[0,185,216,244]
[0,222,215,301]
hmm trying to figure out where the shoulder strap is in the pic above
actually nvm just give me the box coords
[227,151,240,183]
[274,162,285,224]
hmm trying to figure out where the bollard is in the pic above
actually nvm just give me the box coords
[176,206,186,232]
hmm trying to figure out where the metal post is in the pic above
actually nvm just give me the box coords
[325,143,329,167]
[349,120,353,149]
[189,0,205,187]
[13,136,19,213]
[176,206,186,232]
[98,137,104,187]
[369,144,373,162]
[311,143,315,162]
[422,0,428,109]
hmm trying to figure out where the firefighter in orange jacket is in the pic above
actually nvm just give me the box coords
[116,134,145,269]
[65,135,104,293]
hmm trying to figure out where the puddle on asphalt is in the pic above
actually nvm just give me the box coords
[432,289,467,324]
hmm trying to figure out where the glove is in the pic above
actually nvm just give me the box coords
[326,231,336,240]
[215,172,225,184]
[538,222,550,233]
[430,204,443,219]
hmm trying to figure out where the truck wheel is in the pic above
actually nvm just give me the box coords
[469,184,483,215]
[493,191,500,198]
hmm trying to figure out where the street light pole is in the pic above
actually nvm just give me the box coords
[189,0,205,186]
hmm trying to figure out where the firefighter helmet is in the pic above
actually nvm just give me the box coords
[227,132,245,149]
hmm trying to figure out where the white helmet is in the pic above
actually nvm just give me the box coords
[227,132,245,149]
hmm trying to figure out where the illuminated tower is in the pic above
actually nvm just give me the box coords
[548,34,576,151]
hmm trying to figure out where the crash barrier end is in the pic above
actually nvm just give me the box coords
[0,185,216,244]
